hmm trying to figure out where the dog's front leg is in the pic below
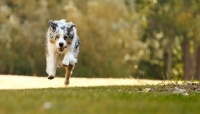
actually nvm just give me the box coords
[62,53,77,85]
[64,64,74,85]
[46,53,58,80]
[62,53,77,67]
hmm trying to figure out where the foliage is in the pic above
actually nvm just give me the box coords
[0,0,200,79]
[135,0,200,79]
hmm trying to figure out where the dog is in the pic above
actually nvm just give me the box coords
[46,19,80,85]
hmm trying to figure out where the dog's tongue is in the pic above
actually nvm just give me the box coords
[59,48,64,51]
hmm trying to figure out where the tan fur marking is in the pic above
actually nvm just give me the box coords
[50,39,55,44]
[66,39,72,45]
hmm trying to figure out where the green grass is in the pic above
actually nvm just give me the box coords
[0,86,200,114]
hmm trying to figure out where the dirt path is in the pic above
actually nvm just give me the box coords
[0,75,170,90]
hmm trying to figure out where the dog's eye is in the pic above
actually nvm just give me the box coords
[64,36,68,40]
[55,36,59,39]
[69,35,73,38]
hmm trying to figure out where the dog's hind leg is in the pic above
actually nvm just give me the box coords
[64,64,74,85]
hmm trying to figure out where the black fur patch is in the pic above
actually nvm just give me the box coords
[61,26,67,31]
[75,40,81,49]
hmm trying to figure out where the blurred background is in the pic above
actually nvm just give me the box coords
[0,0,200,80]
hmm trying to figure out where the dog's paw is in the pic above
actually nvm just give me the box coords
[62,63,69,67]
[69,56,77,65]
[64,79,70,85]
[62,60,69,67]
[48,75,55,80]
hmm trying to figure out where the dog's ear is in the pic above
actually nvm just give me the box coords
[67,22,75,32]
[49,20,57,31]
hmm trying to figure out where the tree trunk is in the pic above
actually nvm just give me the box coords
[183,35,194,80]
[167,36,173,79]
[195,44,200,79]
[193,32,200,80]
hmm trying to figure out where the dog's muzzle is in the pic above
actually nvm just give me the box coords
[58,42,67,52]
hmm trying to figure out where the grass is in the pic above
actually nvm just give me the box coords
[0,85,200,114]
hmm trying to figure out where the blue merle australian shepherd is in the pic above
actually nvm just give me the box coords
[46,19,80,85]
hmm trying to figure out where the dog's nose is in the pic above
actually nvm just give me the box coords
[59,42,64,47]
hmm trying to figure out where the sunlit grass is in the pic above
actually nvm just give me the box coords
[0,86,200,114]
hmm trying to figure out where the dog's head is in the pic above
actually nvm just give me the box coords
[48,19,76,52]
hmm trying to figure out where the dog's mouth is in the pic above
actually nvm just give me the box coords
[58,46,67,52]
[58,48,64,52]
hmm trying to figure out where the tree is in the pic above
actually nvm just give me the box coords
[136,0,200,80]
